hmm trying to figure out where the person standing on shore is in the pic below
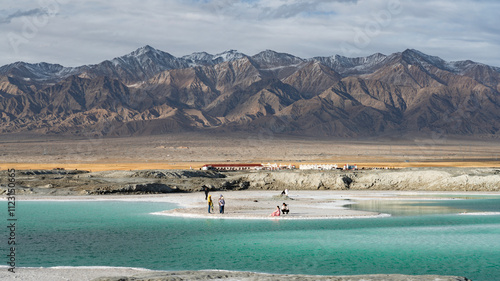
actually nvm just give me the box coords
[202,185,209,200]
[218,195,225,214]
[208,195,214,213]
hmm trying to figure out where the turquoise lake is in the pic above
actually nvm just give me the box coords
[3,197,500,281]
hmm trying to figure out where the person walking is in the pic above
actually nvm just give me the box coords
[218,195,225,214]
[208,195,214,213]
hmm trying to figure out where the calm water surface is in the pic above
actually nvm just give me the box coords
[3,196,500,281]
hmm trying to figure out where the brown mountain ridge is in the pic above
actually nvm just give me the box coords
[0,47,499,138]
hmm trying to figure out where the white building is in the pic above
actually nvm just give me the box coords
[299,164,338,170]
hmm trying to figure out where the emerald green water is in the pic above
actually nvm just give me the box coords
[3,198,500,281]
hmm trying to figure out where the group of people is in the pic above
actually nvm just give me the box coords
[202,185,290,216]
[207,194,225,214]
[271,203,289,217]
[273,189,290,216]
[204,186,225,214]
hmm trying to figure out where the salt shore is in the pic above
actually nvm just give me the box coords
[0,267,471,281]
[150,190,500,219]
[152,190,390,219]
[9,190,500,219]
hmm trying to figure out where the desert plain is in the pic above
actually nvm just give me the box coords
[1,133,499,170]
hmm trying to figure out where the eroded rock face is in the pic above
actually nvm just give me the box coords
[88,183,179,195]
[1,168,499,196]
[239,168,500,192]
[242,171,354,190]
[132,170,225,179]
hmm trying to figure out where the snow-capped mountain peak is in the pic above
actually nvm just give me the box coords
[111,45,176,66]
[182,52,216,66]
[182,50,246,66]
[182,51,213,61]
[213,50,246,62]
[251,50,305,69]
[130,45,157,56]
[0,61,78,81]
[312,52,388,75]
[2,47,498,85]
[401,49,448,69]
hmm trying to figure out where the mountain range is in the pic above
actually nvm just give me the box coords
[1,46,499,138]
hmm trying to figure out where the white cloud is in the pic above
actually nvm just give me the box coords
[0,0,499,67]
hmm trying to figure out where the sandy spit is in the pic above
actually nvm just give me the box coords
[0,267,471,281]
[152,190,388,219]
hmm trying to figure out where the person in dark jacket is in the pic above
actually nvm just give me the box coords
[281,203,289,214]
[202,185,209,200]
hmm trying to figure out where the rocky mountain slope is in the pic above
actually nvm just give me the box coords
[1,46,499,137]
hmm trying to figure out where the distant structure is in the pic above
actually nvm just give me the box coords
[202,164,263,171]
[202,163,296,171]
[201,163,359,171]
[343,164,358,170]
[299,164,338,170]
[261,163,295,170]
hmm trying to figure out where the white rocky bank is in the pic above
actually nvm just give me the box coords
[238,168,500,191]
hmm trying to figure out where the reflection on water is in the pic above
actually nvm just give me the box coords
[347,197,500,216]
[398,194,500,200]
[347,200,465,216]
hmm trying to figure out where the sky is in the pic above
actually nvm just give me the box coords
[1,0,499,67]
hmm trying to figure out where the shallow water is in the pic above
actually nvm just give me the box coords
[348,197,500,216]
[3,197,500,281]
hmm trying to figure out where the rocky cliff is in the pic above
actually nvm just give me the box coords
[1,168,499,196]
[239,168,500,191]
